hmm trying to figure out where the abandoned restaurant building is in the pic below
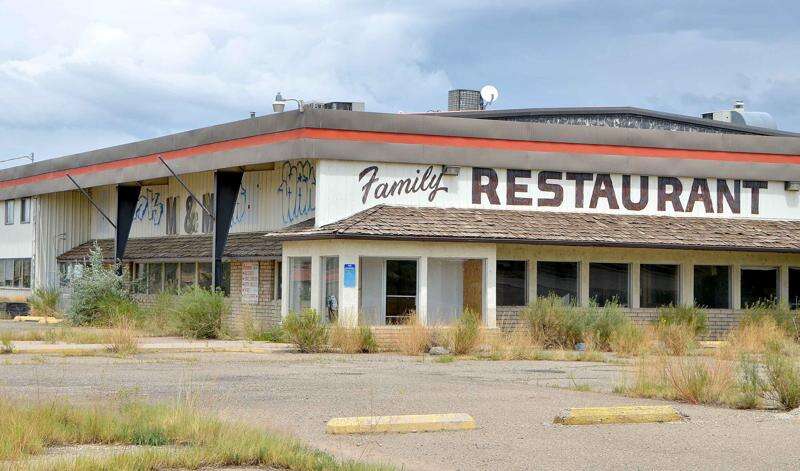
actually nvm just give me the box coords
[1,97,800,338]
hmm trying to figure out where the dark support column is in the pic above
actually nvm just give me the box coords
[212,171,244,290]
[115,185,142,273]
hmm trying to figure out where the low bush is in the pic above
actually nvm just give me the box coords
[173,287,228,339]
[28,287,61,318]
[137,292,181,336]
[66,245,131,326]
[449,308,481,355]
[283,309,329,353]
[656,322,697,356]
[521,296,639,352]
[657,304,708,337]
[723,317,792,357]
[520,295,585,349]
[328,324,378,353]
[610,323,652,357]
[586,301,633,351]
[762,348,800,411]
[397,314,431,356]
[742,300,799,342]
[664,356,735,405]
[248,325,287,342]
[0,333,12,354]
[329,325,378,353]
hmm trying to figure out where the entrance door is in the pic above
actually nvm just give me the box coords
[385,259,417,325]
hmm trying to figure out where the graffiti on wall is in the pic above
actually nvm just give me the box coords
[202,193,214,234]
[230,185,249,227]
[166,197,178,235]
[133,189,166,226]
[184,197,199,234]
[278,160,315,224]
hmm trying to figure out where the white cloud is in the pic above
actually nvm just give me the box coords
[0,0,454,160]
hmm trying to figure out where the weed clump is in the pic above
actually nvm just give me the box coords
[173,287,228,339]
[329,325,378,353]
[283,309,329,353]
[397,314,431,356]
[449,308,481,355]
[657,304,708,337]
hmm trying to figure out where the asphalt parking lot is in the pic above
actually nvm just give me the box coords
[1,351,799,470]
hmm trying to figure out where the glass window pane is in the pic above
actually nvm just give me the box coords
[386,259,417,324]
[22,259,31,288]
[497,260,527,306]
[3,260,13,286]
[386,260,417,296]
[134,263,147,293]
[386,297,416,325]
[147,263,162,293]
[13,259,23,287]
[323,257,339,321]
[4,200,14,225]
[164,263,178,292]
[694,265,730,309]
[589,263,629,307]
[21,198,30,223]
[741,267,778,308]
[790,268,800,310]
[640,264,679,308]
[537,261,578,304]
[288,257,312,313]
[180,263,196,288]
[198,262,212,290]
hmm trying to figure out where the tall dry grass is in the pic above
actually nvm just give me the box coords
[329,325,378,353]
[105,319,139,356]
[397,314,431,355]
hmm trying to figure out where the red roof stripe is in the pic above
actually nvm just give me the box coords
[1,127,798,190]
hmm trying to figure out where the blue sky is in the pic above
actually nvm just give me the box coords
[1,0,798,164]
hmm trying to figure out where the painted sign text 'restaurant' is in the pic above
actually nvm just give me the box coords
[472,168,768,214]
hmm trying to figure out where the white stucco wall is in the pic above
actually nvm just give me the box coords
[281,240,497,328]
[315,159,799,226]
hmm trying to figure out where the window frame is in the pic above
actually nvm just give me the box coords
[383,258,418,325]
[588,262,631,307]
[693,265,731,309]
[496,259,528,307]
[4,200,14,225]
[536,260,579,305]
[639,263,681,308]
[740,266,780,308]
[19,197,31,224]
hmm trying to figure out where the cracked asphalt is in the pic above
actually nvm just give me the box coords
[1,351,799,470]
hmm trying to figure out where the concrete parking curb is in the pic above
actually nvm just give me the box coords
[7,342,294,355]
[554,406,684,425]
[326,413,476,434]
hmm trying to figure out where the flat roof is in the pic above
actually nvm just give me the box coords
[1,108,799,200]
[431,106,800,137]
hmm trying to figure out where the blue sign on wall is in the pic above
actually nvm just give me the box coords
[344,263,356,288]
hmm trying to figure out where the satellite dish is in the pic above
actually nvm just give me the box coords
[480,85,499,108]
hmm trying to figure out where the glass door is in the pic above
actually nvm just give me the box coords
[385,259,417,325]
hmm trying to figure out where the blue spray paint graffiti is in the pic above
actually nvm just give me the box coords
[133,188,165,226]
[278,160,316,224]
[230,184,249,227]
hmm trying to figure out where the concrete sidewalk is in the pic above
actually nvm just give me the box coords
[6,337,294,355]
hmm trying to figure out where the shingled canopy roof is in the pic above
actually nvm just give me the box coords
[265,205,800,253]
[58,232,281,262]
